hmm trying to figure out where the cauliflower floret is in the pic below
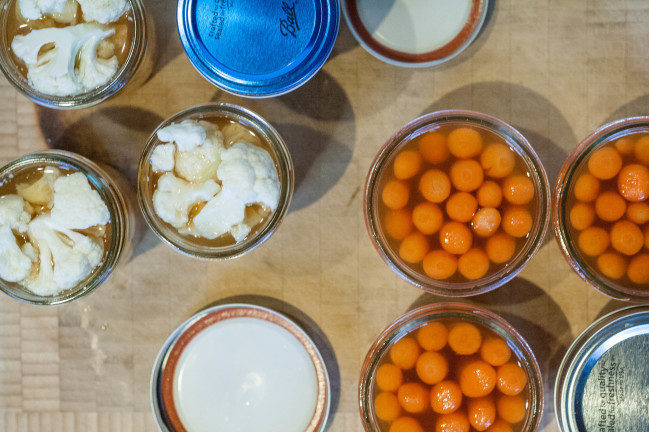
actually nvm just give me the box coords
[17,0,75,22]
[23,216,103,296]
[157,120,207,152]
[152,173,220,229]
[192,188,250,241]
[77,0,128,24]
[218,142,280,210]
[175,141,222,183]
[0,225,33,283]
[50,173,110,230]
[0,195,31,232]
[16,167,60,207]
[151,143,176,172]
[77,29,119,90]
[11,24,116,96]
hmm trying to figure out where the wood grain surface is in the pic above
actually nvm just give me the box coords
[2,1,649,430]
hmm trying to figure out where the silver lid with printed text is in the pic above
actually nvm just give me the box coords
[555,306,649,431]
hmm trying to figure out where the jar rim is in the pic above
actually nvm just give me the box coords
[552,116,649,302]
[137,103,294,260]
[363,109,551,297]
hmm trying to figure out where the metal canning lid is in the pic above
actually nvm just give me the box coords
[555,306,649,431]
[177,0,340,97]
[341,0,488,67]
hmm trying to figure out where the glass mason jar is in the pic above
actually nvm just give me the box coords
[0,0,151,109]
[138,103,294,260]
[359,302,544,432]
[0,150,131,305]
[553,117,649,302]
[364,110,550,297]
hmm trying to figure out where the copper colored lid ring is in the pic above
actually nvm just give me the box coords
[159,305,329,432]
[345,0,485,64]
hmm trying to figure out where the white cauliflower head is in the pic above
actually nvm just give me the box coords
[218,142,280,211]
[24,216,104,296]
[77,0,128,24]
[11,24,116,96]
[77,29,119,90]
[50,173,110,230]
[17,0,76,22]
[150,143,176,172]
[0,195,31,232]
[175,140,222,183]
[192,188,250,241]
[157,120,207,152]
[152,173,220,229]
[16,167,60,207]
[0,225,33,283]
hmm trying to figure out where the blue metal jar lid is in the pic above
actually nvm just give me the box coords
[177,0,340,97]
[555,306,649,431]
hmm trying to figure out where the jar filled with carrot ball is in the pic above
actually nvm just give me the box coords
[554,117,649,301]
[364,110,550,297]
[359,303,544,432]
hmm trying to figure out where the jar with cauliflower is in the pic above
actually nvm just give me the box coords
[138,104,293,259]
[0,151,129,305]
[0,0,149,108]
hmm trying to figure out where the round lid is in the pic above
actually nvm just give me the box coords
[177,0,339,97]
[342,0,488,67]
[152,304,330,432]
[555,306,649,431]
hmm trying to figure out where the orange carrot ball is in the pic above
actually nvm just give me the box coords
[389,417,424,432]
[627,254,649,284]
[419,132,450,164]
[635,136,649,165]
[423,250,458,280]
[384,209,414,240]
[468,396,497,431]
[412,202,444,234]
[595,191,627,222]
[391,337,421,369]
[420,169,452,203]
[417,321,449,351]
[496,363,527,396]
[436,411,470,432]
[458,248,490,280]
[376,363,404,392]
[399,232,430,263]
[473,208,502,238]
[375,392,402,422]
[480,338,512,367]
[394,150,423,180]
[450,159,485,192]
[459,360,497,398]
[446,192,479,223]
[573,173,601,203]
[578,226,610,257]
[485,419,514,432]
[480,143,515,178]
[440,222,473,255]
[615,136,635,155]
[449,127,483,159]
[486,233,517,264]
[398,382,430,414]
[569,203,595,231]
[416,351,449,385]
[501,206,533,238]
[430,380,463,414]
[477,181,503,208]
[617,164,649,202]
[383,180,410,209]
[597,252,628,280]
[502,175,534,205]
[588,147,623,180]
[496,395,527,424]
[610,220,644,256]
[627,202,649,225]
[448,323,482,355]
